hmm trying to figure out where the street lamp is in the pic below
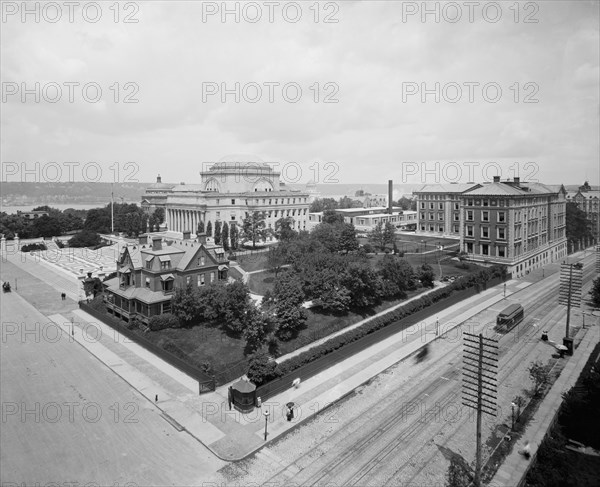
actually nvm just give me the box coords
[263,409,270,441]
[436,317,439,336]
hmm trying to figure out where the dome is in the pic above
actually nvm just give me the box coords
[218,154,265,164]
[148,174,176,190]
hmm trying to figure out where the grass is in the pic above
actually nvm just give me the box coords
[236,252,269,273]
[247,271,276,295]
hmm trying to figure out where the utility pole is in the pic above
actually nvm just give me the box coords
[559,263,583,355]
[462,332,498,487]
[111,183,115,234]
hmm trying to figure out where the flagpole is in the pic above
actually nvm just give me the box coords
[111,183,114,234]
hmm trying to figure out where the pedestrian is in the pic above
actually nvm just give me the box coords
[228,386,233,411]
[155,394,158,403]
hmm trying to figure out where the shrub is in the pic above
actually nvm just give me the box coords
[21,243,47,252]
[247,351,280,386]
[148,313,181,331]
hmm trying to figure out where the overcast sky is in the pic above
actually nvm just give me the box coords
[1,0,599,186]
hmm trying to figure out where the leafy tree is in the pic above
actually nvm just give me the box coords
[341,262,382,308]
[197,220,205,235]
[318,285,352,313]
[214,221,222,245]
[263,272,307,340]
[566,202,592,248]
[397,196,416,211]
[31,215,63,238]
[309,197,338,213]
[445,455,472,487]
[418,263,436,288]
[242,211,267,248]
[171,283,201,327]
[274,216,297,241]
[311,222,342,253]
[206,220,212,237]
[378,254,415,298]
[0,212,29,239]
[382,221,396,248]
[243,307,276,354]
[529,361,551,397]
[322,209,344,225]
[369,221,386,250]
[83,276,103,299]
[266,245,287,277]
[338,196,363,209]
[229,223,239,250]
[68,230,101,248]
[247,351,279,386]
[221,280,252,336]
[196,282,226,323]
[590,277,600,308]
[339,223,359,253]
[221,222,229,251]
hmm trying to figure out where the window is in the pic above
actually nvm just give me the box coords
[483,200,489,207]
[482,227,489,239]
[438,203,443,210]
[186,276,192,285]
[429,203,434,209]
[438,212,444,220]
[146,261,152,270]
[231,215,236,220]
[161,261,171,270]
[420,212,425,220]
[467,210,474,221]
[466,225,473,237]
[497,228,506,240]
[429,213,434,220]
[454,203,459,210]
[421,225,426,231]
[429,225,434,231]
[421,202,425,209]
[498,212,506,223]
[482,211,489,222]
[198,273,205,286]
[466,242,473,253]
[231,199,235,204]
[481,244,489,256]
[210,272,215,282]
[438,225,443,232]
[145,277,150,288]
[467,199,473,206]
[453,213,459,221]
[198,256,205,266]
[453,225,459,233]
[216,211,221,218]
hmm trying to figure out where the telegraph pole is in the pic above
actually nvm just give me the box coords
[559,263,583,354]
[463,332,498,486]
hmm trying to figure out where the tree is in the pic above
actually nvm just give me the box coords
[322,209,344,225]
[221,280,252,336]
[445,455,472,487]
[197,220,205,235]
[68,230,101,248]
[263,272,307,340]
[214,221,222,245]
[397,196,416,211]
[266,245,287,277]
[528,361,551,397]
[247,351,279,386]
[378,254,415,298]
[589,277,600,308]
[369,221,386,250]
[311,222,342,253]
[274,217,297,241]
[566,202,592,249]
[418,263,436,288]
[221,222,229,251]
[171,283,201,327]
[206,220,212,237]
[579,181,592,192]
[83,276,103,299]
[229,223,239,250]
[309,197,338,213]
[339,223,359,253]
[382,222,395,248]
[341,262,382,308]
[242,211,267,248]
[243,307,276,354]
[31,215,63,238]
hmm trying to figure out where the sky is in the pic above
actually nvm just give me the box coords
[1,0,599,187]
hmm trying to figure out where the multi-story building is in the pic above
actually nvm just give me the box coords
[103,234,229,324]
[141,155,312,239]
[460,177,567,277]
[413,183,481,237]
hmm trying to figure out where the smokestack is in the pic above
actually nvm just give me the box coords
[388,180,393,214]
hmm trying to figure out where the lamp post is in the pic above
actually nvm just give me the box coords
[436,317,439,336]
[503,283,506,297]
[263,409,270,441]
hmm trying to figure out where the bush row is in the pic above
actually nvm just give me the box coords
[21,243,47,252]
[265,270,505,381]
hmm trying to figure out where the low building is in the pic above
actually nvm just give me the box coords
[307,207,417,232]
[17,210,50,221]
[103,234,229,324]
[570,189,600,243]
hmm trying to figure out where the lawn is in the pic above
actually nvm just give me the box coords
[247,271,276,295]
[236,251,269,273]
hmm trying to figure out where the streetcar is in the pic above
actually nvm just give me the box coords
[495,303,524,332]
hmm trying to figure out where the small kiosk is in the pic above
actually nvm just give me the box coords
[230,378,257,413]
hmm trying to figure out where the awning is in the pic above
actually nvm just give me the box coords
[120,266,131,273]
[218,265,228,271]
[160,274,175,281]
[158,255,171,262]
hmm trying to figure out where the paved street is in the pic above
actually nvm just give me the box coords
[0,280,226,486]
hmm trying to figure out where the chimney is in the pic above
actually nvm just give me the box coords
[138,233,149,245]
[156,174,162,183]
[388,180,393,214]
[493,176,500,183]
[513,177,520,184]
[152,237,162,251]
[197,232,207,245]
[182,230,191,240]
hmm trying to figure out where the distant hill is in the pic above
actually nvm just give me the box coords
[0,182,148,207]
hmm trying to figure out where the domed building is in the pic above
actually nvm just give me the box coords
[141,156,314,240]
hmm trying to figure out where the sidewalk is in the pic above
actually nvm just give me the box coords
[2,246,596,465]
[491,323,600,487]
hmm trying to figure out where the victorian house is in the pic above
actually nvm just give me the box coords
[103,234,229,324]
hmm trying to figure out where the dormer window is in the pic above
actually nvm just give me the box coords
[198,255,206,266]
